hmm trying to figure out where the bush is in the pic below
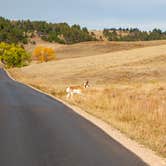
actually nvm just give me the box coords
[33,46,56,62]
[0,42,30,68]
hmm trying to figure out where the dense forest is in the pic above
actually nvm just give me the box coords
[0,17,96,44]
[103,28,166,41]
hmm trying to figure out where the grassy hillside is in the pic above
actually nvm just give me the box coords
[56,40,166,60]
[25,39,166,60]
[9,42,166,157]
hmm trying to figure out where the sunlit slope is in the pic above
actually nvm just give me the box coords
[25,39,166,60]
[56,40,166,60]
[11,44,166,86]
[9,43,166,158]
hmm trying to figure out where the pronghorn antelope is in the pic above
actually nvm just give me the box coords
[66,80,89,98]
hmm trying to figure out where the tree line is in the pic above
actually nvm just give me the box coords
[1,17,166,44]
[0,17,96,44]
[103,28,166,41]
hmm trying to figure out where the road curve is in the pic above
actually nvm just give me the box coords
[0,68,147,166]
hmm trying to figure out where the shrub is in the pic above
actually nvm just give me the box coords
[0,42,30,68]
[33,46,56,62]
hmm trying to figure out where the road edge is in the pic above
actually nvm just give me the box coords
[5,68,166,166]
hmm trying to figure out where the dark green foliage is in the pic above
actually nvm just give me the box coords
[0,17,27,44]
[40,23,96,44]
[1,16,166,44]
[103,28,166,41]
[0,17,96,44]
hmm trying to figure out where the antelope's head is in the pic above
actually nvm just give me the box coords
[83,80,89,88]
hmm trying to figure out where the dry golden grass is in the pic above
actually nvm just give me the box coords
[25,37,166,60]
[9,42,166,157]
[53,40,166,60]
[69,87,166,157]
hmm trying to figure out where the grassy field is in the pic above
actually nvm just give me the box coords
[25,38,166,60]
[10,41,166,157]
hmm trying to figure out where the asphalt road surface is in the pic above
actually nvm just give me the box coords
[0,68,148,166]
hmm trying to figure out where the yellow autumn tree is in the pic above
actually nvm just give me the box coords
[33,46,56,62]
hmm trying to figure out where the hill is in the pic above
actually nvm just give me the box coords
[10,44,166,85]
[9,43,166,157]
[0,17,96,44]
[55,40,166,60]
[103,28,166,41]
[25,37,166,60]
[1,17,166,46]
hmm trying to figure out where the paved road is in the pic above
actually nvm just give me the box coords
[0,68,147,166]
